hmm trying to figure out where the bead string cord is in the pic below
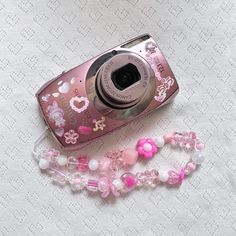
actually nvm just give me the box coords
[33,131,205,198]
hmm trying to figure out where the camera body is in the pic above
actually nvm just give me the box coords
[36,34,179,150]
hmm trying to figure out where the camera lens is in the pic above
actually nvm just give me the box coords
[95,52,153,109]
[111,63,140,91]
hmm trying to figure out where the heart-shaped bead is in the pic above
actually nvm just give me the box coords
[121,172,137,190]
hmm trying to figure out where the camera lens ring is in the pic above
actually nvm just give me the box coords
[96,52,151,108]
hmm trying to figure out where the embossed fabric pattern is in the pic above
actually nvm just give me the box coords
[0,0,235,235]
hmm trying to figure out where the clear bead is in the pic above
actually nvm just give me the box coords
[67,156,78,170]
[51,174,67,185]
[136,172,146,186]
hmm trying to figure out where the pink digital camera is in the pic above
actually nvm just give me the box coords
[36,34,179,151]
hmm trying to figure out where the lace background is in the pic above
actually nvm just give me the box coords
[0,0,235,235]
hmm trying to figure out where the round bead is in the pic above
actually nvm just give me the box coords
[158,170,169,182]
[185,143,191,150]
[163,134,172,144]
[57,156,68,166]
[196,142,205,151]
[143,143,152,152]
[39,158,49,170]
[192,152,205,165]
[88,159,99,171]
[121,148,138,165]
[155,136,165,148]
[112,179,123,190]
[99,157,111,172]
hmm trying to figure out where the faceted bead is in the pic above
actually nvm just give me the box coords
[98,177,109,193]
[136,172,147,186]
[192,152,204,165]
[77,155,89,172]
[39,158,49,170]
[99,157,111,172]
[158,170,169,182]
[69,172,81,184]
[67,156,78,170]
[155,136,165,148]
[88,159,99,171]
[51,174,66,185]
[121,148,138,165]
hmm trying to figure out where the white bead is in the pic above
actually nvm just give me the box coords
[143,143,152,152]
[155,136,165,148]
[57,156,68,166]
[39,159,49,170]
[185,143,191,150]
[88,159,99,171]
[158,170,169,182]
[192,152,205,165]
[112,179,123,190]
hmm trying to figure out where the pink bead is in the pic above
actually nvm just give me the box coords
[196,142,205,150]
[121,173,137,189]
[99,157,111,172]
[163,134,172,144]
[184,162,196,175]
[98,177,109,192]
[121,148,138,165]
[87,179,98,192]
[77,155,89,172]
[136,138,158,159]
[179,168,185,184]
[189,131,197,139]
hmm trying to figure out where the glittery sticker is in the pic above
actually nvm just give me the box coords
[64,130,79,144]
[46,101,65,127]
[93,116,106,131]
[69,96,89,114]
[154,76,174,102]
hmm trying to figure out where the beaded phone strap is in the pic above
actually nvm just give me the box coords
[33,131,205,198]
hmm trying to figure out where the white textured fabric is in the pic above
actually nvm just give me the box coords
[0,0,236,235]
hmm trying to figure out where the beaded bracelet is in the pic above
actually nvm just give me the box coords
[33,131,205,198]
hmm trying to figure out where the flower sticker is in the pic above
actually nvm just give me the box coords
[64,130,79,144]
[136,138,158,159]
